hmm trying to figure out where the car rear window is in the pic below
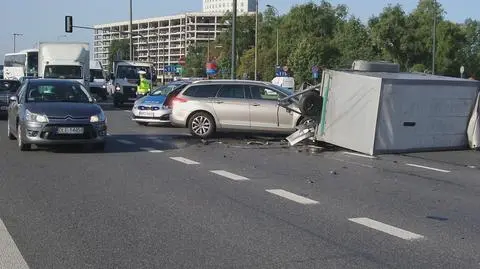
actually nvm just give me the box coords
[182,85,220,98]
[0,81,20,92]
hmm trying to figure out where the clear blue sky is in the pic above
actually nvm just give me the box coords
[1,0,479,60]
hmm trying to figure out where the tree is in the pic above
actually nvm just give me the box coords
[237,48,255,79]
[184,45,207,77]
[287,37,340,83]
[108,39,134,71]
[460,19,480,78]
[435,21,466,76]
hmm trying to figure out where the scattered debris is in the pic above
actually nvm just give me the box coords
[330,170,338,175]
[247,141,266,145]
[426,215,449,221]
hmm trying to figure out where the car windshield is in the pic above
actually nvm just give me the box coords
[269,84,294,97]
[116,66,151,80]
[151,84,182,96]
[26,82,92,103]
[0,80,20,93]
[44,65,83,79]
[90,69,104,79]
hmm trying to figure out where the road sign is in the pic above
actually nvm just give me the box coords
[312,65,319,79]
[460,65,465,75]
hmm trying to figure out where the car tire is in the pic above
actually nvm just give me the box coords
[299,91,323,117]
[136,122,149,126]
[188,112,215,139]
[7,119,16,140]
[17,125,31,151]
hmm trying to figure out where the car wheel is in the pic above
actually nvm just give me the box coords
[17,125,31,151]
[299,91,323,117]
[188,112,215,139]
[136,122,149,126]
[7,118,16,140]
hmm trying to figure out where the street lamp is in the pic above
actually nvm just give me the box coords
[266,4,279,67]
[432,0,437,75]
[13,33,23,53]
[129,0,133,61]
[254,0,258,80]
[231,0,237,79]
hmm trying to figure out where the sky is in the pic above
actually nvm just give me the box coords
[1,0,479,60]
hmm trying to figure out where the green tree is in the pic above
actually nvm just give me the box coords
[237,48,255,79]
[108,39,134,71]
[184,45,207,77]
[460,19,480,78]
[435,21,466,76]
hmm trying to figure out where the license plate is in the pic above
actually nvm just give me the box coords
[57,127,84,134]
[0,106,7,110]
[128,98,137,101]
[139,111,154,117]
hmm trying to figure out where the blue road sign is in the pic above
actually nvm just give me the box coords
[312,65,319,79]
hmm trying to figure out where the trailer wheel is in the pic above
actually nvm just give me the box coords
[299,91,323,117]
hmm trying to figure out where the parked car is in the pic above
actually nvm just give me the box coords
[7,79,107,151]
[169,79,303,138]
[0,80,22,116]
[131,82,190,126]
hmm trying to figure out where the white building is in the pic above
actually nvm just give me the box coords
[202,0,256,14]
[93,12,230,77]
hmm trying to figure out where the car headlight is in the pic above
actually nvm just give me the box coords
[102,85,107,88]
[90,112,106,123]
[25,109,48,123]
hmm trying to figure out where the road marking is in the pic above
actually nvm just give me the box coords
[343,152,377,159]
[0,218,30,269]
[140,147,163,153]
[123,110,131,113]
[266,189,319,205]
[348,217,424,241]
[117,139,135,145]
[406,163,450,173]
[210,170,250,181]
[170,157,199,165]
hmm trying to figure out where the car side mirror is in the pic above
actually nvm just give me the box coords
[9,96,17,103]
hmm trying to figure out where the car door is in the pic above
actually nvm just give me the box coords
[211,84,250,129]
[8,82,27,134]
[248,85,294,131]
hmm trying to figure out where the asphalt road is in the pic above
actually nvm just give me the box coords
[0,104,479,269]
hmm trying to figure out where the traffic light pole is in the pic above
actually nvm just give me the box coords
[231,0,237,80]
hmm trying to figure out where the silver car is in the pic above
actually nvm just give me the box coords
[170,80,303,138]
[7,79,107,151]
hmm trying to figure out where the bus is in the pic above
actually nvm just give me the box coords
[3,49,39,80]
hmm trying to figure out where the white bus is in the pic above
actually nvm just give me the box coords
[3,49,39,80]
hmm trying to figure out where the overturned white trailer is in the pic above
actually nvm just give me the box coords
[283,61,480,155]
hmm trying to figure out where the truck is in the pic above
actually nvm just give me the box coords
[110,60,156,107]
[89,60,108,101]
[38,42,90,87]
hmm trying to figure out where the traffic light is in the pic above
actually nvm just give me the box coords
[65,16,73,33]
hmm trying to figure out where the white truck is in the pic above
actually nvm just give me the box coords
[110,60,156,107]
[89,60,108,100]
[38,42,90,88]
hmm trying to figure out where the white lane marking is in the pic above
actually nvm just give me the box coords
[123,110,131,113]
[343,152,377,159]
[210,170,250,181]
[0,218,30,269]
[140,147,163,153]
[349,217,424,241]
[266,189,319,205]
[406,163,450,173]
[117,139,135,145]
[170,157,200,165]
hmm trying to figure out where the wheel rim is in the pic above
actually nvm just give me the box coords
[191,116,211,135]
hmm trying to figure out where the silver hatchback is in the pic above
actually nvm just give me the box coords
[169,80,303,138]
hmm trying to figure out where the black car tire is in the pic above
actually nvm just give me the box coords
[299,91,323,117]
[188,112,215,139]
[7,119,16,140]
[17,125,31,151]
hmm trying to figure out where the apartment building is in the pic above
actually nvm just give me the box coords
[93,12,230,74]
[202,0,256,14]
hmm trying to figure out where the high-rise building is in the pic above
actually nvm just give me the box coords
[93,13,228,79]
[202,0,256,14]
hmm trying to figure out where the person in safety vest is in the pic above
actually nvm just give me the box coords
[136,70,151,97]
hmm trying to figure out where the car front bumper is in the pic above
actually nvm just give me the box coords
[131,107,171,123]
[21,121,107,145]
